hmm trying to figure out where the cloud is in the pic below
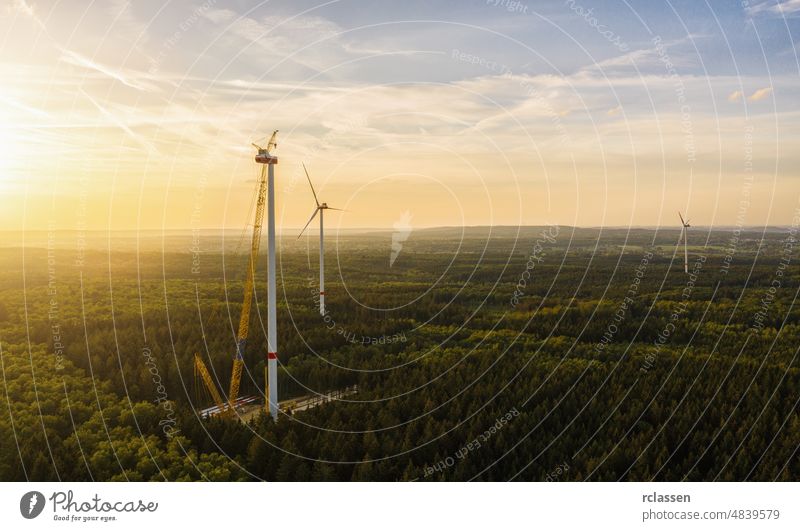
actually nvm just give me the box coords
[200,10,344,63]
[9,0,48,32]
[583,48,657,71]
[727,88,773,103]
[59,49,157,92]
[746,0,800,16]
[0,94,50,118]
[203,8,237,24]
[78,88,158,155]
[748,87,773,101]
[578,34,702,76]
[607,105,622,116]
[11,0,34,16]
[105,0,150,48]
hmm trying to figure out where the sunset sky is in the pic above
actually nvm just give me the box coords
[1,0,798,232]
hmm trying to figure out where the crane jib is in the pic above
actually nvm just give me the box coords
[228,165,268,401]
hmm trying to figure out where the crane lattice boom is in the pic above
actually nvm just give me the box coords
[194,353,229,418]
[228,164,268,405]
[195,134,276,418]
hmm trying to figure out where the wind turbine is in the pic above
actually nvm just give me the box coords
[298,163,343,316]
[253,131,279,421]
[678,211,691,274]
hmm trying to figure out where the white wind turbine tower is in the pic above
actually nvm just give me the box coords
[298,163,343,316]
[679,211,691,274]
[253,131,279,421]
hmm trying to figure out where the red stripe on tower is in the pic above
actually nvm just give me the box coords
[320,291,326,295]
[267,352,277,360]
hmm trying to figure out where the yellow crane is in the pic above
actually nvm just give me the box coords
[195,131,277,418]
[194,354,226,416]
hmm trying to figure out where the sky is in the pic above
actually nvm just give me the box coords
[0,0,798,232]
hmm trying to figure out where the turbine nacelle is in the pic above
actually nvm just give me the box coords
[253,130,279,164]
[254,148,278,165]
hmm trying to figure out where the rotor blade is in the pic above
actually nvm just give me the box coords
[678,211,685,225]
[252,143,263,150]
[685,219,691,225]
[302,163,320,207]
[326,207,346,212]
[297,209,320,238]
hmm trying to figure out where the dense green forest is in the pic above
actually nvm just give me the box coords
[0,226,798,481]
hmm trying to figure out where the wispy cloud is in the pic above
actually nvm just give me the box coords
[746,0,800,16]
[78,88,158,155]
[577,34,702,76]
[727,87,773,103]
[59,50,158,92]
[200,9,353,74]
[0,94,50,118]
[3,0,799,230]
[748,87,773,101]
[11,0,34,16]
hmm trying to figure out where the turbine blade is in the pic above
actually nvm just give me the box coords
[678,211,685,225]
[326,207,346,211]
[302,163,320,207]
[297,209,320,238]
[252,143,262,150]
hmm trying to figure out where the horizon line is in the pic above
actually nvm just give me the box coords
[0,224,792,234]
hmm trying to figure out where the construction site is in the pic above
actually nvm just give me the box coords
[192,131,355,422]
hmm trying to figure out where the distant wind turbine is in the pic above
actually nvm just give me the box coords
[679,211,691,273]
[299,163,343,316]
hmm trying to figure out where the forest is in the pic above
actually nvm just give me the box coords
[0,225,797,481]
